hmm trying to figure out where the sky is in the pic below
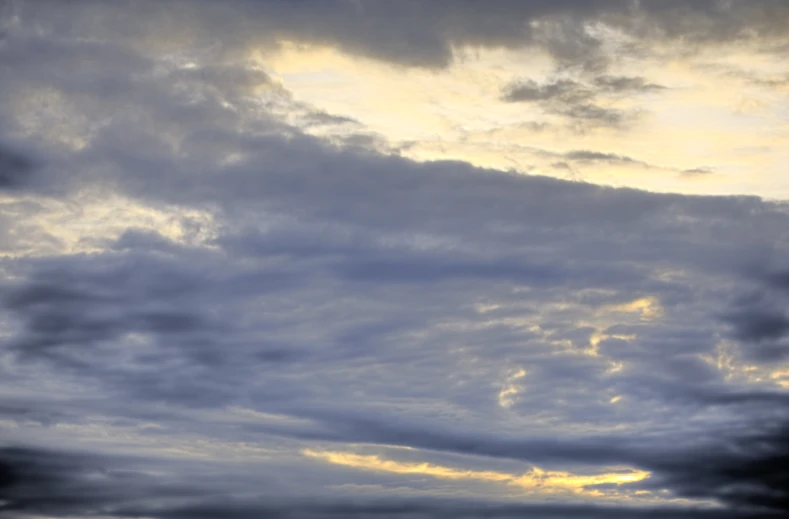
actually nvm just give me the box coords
[1,1,789,518]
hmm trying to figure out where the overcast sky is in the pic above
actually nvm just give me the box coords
[1,1,789,518]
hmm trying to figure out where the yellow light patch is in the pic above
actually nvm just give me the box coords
[249,38,789,198]
[588,331,636,356]
[0,193,219,257]
[602,297,663,321]
[497,368,527,408]
[303,449,650,497]
[772,370,789,389]
[304,449,512,482]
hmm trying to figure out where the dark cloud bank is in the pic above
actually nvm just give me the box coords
[1,1,789,518]
[2,443,789,519]
[9,0,789,69]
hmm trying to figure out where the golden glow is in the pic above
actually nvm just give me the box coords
[0,193,218,258]
[250,39,789,199]
[772,370,789,389]
[602,297,663,321]
[303,449,651,497]
[700,342,738,380]
[589,332,636,356]
[700,342,789,390]
[304,449,512,482]
[498,368,527,408]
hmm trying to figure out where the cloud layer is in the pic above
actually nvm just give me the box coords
[1,1,789,518]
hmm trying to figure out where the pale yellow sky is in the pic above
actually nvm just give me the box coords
[258,40,789,199]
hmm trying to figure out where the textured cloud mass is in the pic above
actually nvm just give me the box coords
[1,2,789,519]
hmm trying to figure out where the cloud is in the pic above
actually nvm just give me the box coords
[0,446,773,519]
[2,141,787,511]
[593,76,666,93]
[727,307,789,344]
[720,269,789,362]
[502,79,592,104]
[303,111,359,128]
[501,78,648,129]
[560,103,629,128]
[642,421,789,514]
[682,168,715,177]
[0,143,36,190]
[9,0,789,72]
[562,150,641,164]
[1,3,789,518]
[0,447,144,515]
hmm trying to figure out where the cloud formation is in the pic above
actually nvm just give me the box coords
[501,75,661,130]
[1,1,789,518]
[0,143,35,190]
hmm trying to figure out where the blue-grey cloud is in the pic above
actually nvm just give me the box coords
[0,143,36,190]
[1,2,789,518]
[720,269,789,361]
[0,447,778,519]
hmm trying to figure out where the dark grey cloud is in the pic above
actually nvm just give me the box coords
[2,443,786,518]
[241,0,789,69]
[502,79,592,104]
[721,270,789,362]
[562,150,641,164]
[728,307,789,344]
[768,271,789,293]
[0,447,287,518]
[641,422,789,515]
[593,75,666,93]
[503,76,663,105]
[9,0,789,71]
[112,500,760,519]
[3,256,214,356]
[560,103,628,128]
[0,143,36,190]
[0,447,157,516]
[501,77,648,129]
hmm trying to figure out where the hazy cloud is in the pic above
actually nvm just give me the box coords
[562,150,641,164]
[593,76,666,93]
[501,77,649,129]
[503,79,592,104]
